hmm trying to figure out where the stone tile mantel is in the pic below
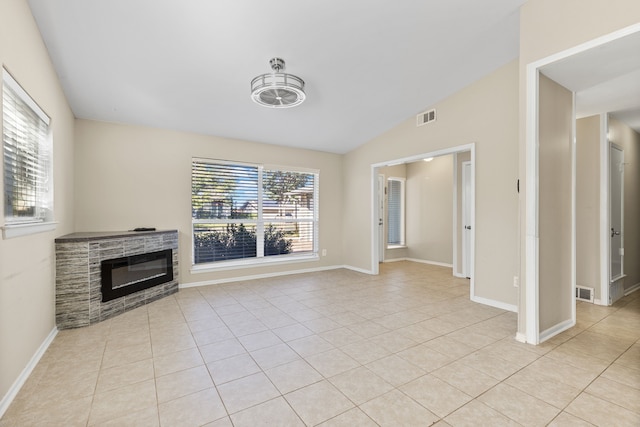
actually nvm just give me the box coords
[55,229,179,329]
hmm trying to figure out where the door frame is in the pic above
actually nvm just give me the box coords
[378,174,386,263]
[524,23,640,345]
[462,161,472,278]
[609,142,625,284]
[370,143,475,295]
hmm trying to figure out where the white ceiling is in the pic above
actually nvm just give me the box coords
[540,29,640,133]
[27,0,527,154]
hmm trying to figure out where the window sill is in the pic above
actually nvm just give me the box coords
[387,245,407,250]
[191,253,319,274]
[2,221,58,239]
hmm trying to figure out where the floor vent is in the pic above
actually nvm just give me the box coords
[417,109,436,126]
[576,286,594,303]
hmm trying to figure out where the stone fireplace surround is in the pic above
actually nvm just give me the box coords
[55,229,179,329]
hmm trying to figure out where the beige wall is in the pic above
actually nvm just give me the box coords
[343,59,519,308]
[405,156,453,264]
[537,74,573,333]
[0,0,76,406]
[74,119,344,285]
[518,0,640,336]
[576,116,601,297]
[609,117,640,293]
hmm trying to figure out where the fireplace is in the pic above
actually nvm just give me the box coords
[101,249,174,302]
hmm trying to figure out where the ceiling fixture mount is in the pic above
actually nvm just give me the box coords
[251,58,306,108]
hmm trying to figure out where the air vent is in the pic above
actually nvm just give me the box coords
[576,286,594,303]
[417,109,437,127]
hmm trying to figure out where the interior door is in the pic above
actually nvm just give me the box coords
[462,161,472,278]
[610,143,624,282]
[378,174,385,262]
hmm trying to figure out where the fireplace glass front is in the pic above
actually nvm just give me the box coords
[101,249,173,302]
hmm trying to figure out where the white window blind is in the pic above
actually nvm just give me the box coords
[2,69,52,227]
[387,178,405,246]
[192,159,318,266]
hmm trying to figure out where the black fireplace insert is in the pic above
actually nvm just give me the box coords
[101,249,173,302]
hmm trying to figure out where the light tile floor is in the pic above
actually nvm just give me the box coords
[1,262,639,426]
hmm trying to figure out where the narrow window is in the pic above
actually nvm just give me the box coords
[387,177,405,247]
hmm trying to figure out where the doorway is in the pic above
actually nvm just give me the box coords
[524,24,640,344]
[370,143,476,296]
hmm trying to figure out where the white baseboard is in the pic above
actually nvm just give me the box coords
[471,295,518,313]
[342,265,375,275]
[180,264,346,288]
[0,327,58,419]
[382,258,406,263]
[624,282,640,296]
[539,318,575,344]
[405,258,453,268]
[515,332,527,343]
[383,257,453,269]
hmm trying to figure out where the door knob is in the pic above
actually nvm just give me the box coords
[465,225,471,230]
[611,227,620,238]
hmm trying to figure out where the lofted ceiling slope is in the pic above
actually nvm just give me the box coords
[27,0,526,154]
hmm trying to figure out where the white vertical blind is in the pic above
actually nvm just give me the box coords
[2,69,52,225]
[191,158,318,265]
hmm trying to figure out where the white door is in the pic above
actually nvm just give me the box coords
[378,174,385,262]
[462,162,472,278]
[610,144,624,285]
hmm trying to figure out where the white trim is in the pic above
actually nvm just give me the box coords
[2,68,50,124]
[609,142,625,292]
[377,173,385,263]
[515,332,527,343]
[525,63,540,345]
[183,264,344,288]
[468,147,477,303]
[405,258,453,268]
[600,113,610,305]
[625,282,640,296]
[0,327,57,419]
[453,153,459,277]
[471,295,518,313]
[571,92,577,331]
[539,318,575,344]
[461,161,472,279]
[384,257,453,268]
[2,221,58,239]
[343,264,376,275]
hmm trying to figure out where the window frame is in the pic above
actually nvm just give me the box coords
[2,68,56,239]
[387,176,406,248]
[191,158,319,272]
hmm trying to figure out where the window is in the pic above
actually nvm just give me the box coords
[387,177,405,247]
[2,69,54,238]
[192,158,318,268]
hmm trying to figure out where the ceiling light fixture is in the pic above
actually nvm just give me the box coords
[251,58,306,108]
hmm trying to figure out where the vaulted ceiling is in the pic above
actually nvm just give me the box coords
[27,0,526,153]
[28,1,640,153]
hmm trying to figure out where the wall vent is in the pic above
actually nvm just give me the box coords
[417,109,436,126]
[576,286,594,303]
